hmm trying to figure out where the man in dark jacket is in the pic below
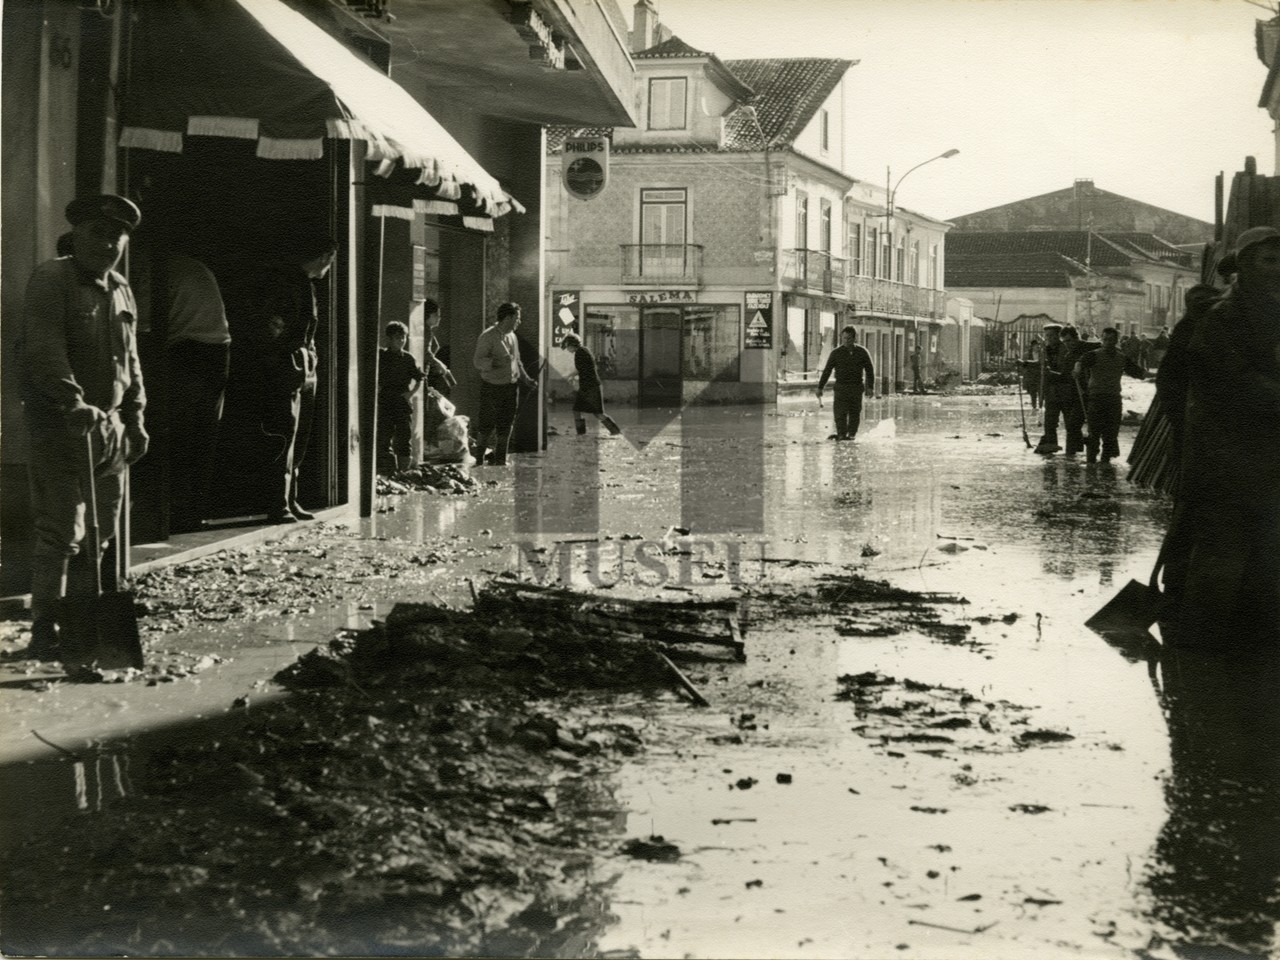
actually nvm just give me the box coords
[18,195,148,660]
[1161,226,1280,649]
[815,326,875,440]
[1034,323,1068,454]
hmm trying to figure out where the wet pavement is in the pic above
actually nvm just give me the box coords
[2,386,1277,958]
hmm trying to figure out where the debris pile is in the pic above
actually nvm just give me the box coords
[836,670,1077,756]
[376,463,477,496]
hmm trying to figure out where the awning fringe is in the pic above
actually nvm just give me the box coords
[257,137,324,160]
[188,116,259,139]
[120,127,184,153]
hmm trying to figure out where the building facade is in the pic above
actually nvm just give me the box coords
[1,0,636,595]
[544,1,951,407]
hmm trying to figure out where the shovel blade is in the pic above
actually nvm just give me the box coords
[60,591,145,672]
[1085,579,1160,661]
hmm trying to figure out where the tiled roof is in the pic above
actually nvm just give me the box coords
[633,36,707,59]
[1098,232,1195,267]
[722,58,852,146]
[946,252,1087,289]
[632,34,755,102]
[946,231,1137,268]
[545,126,611,153]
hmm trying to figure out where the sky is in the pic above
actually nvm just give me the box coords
[646,0,1276,223]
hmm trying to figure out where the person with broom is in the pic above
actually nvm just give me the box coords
[1159,226,1280,649]
[1074,327,1147,464]
[16,195,148,661]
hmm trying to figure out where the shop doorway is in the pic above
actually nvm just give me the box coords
[126,138,343,541]
[639,306,682,407]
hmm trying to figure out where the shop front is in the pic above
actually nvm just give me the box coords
[549,287,774,408]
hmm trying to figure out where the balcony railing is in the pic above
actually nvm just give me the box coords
[847,275,946,319]
[620,244,704,284]
[781,249,847,295]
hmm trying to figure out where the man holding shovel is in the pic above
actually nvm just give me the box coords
[17,195,148,661]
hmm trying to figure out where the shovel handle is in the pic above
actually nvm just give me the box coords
[83,433,102,597]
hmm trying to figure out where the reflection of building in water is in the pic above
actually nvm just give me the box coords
[1141,648,1280,957]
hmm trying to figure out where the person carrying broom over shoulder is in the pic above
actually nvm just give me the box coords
[560,332,621,437]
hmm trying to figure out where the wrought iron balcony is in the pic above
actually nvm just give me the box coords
[847,275,946,319]
[781,249,846,296]
[620,244,704,284]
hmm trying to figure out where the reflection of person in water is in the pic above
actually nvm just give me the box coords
[1142,647,1280,956]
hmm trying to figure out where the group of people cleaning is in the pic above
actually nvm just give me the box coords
[1023,322,1148,463]
[1024,226,1280,649]
[377,303,620,473]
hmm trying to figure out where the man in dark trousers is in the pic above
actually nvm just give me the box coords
[257,234,336,523]
[1075,326,1147,464]
[1057,326,1090,456]
[471,302,536,466]
[1034,323,1065,454]
[17,194,148,660]
[815,325,875,441]
[377,320,426,473]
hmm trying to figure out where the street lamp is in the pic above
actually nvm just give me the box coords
[886,148,959,220]
[880,148,958,390]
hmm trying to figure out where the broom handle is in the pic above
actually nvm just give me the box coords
[83,433,103,598]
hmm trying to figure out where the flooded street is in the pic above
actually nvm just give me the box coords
[361,389,1272,958]
[3,390,1276,959]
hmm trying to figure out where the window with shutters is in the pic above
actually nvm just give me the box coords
[795,191,809,249]
[648,77,687,130]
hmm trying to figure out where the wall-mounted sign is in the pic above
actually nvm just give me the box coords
[563,136,609,200]
[552,290,580,346]
[625,290,695,305]
[744,291,774,349]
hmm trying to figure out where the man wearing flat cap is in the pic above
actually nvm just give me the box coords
[1034,323,1065,454]
[1160,225,1280,650]
[16,194,148,660]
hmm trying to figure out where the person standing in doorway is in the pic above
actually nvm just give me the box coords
[815,325,875,441]
[258,234,336,523]
[472,302,536,466]
[560,332,621,436]
[377,320,426,473]
[420,298,456,396]
[1075,326,1146,464]
[17,194,148,660]
[161,248,230,533]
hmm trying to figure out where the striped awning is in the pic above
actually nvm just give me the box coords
[120,0,523,227]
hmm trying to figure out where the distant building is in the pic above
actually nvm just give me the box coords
[949,180,1212,247]
[946,231,1198,349]
[544,0,952,405]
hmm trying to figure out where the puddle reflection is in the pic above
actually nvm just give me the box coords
[1143,647,1280,956]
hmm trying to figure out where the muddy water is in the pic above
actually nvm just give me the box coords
[359,392,1271,958]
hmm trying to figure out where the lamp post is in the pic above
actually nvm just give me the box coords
[885,148,959,222]
[882,148,958,391]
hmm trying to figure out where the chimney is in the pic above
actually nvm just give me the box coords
[1258,17,1280,67]
[631,0,658,53]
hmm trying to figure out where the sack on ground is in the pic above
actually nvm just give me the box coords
[423,414,470,464]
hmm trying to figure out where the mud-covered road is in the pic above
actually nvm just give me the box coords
[2,388,1277,959]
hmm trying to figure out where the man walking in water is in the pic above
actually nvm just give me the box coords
[815,325,875,441]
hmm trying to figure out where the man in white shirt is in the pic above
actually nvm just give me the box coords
[162,251,230,533]
[471,302,535,466]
